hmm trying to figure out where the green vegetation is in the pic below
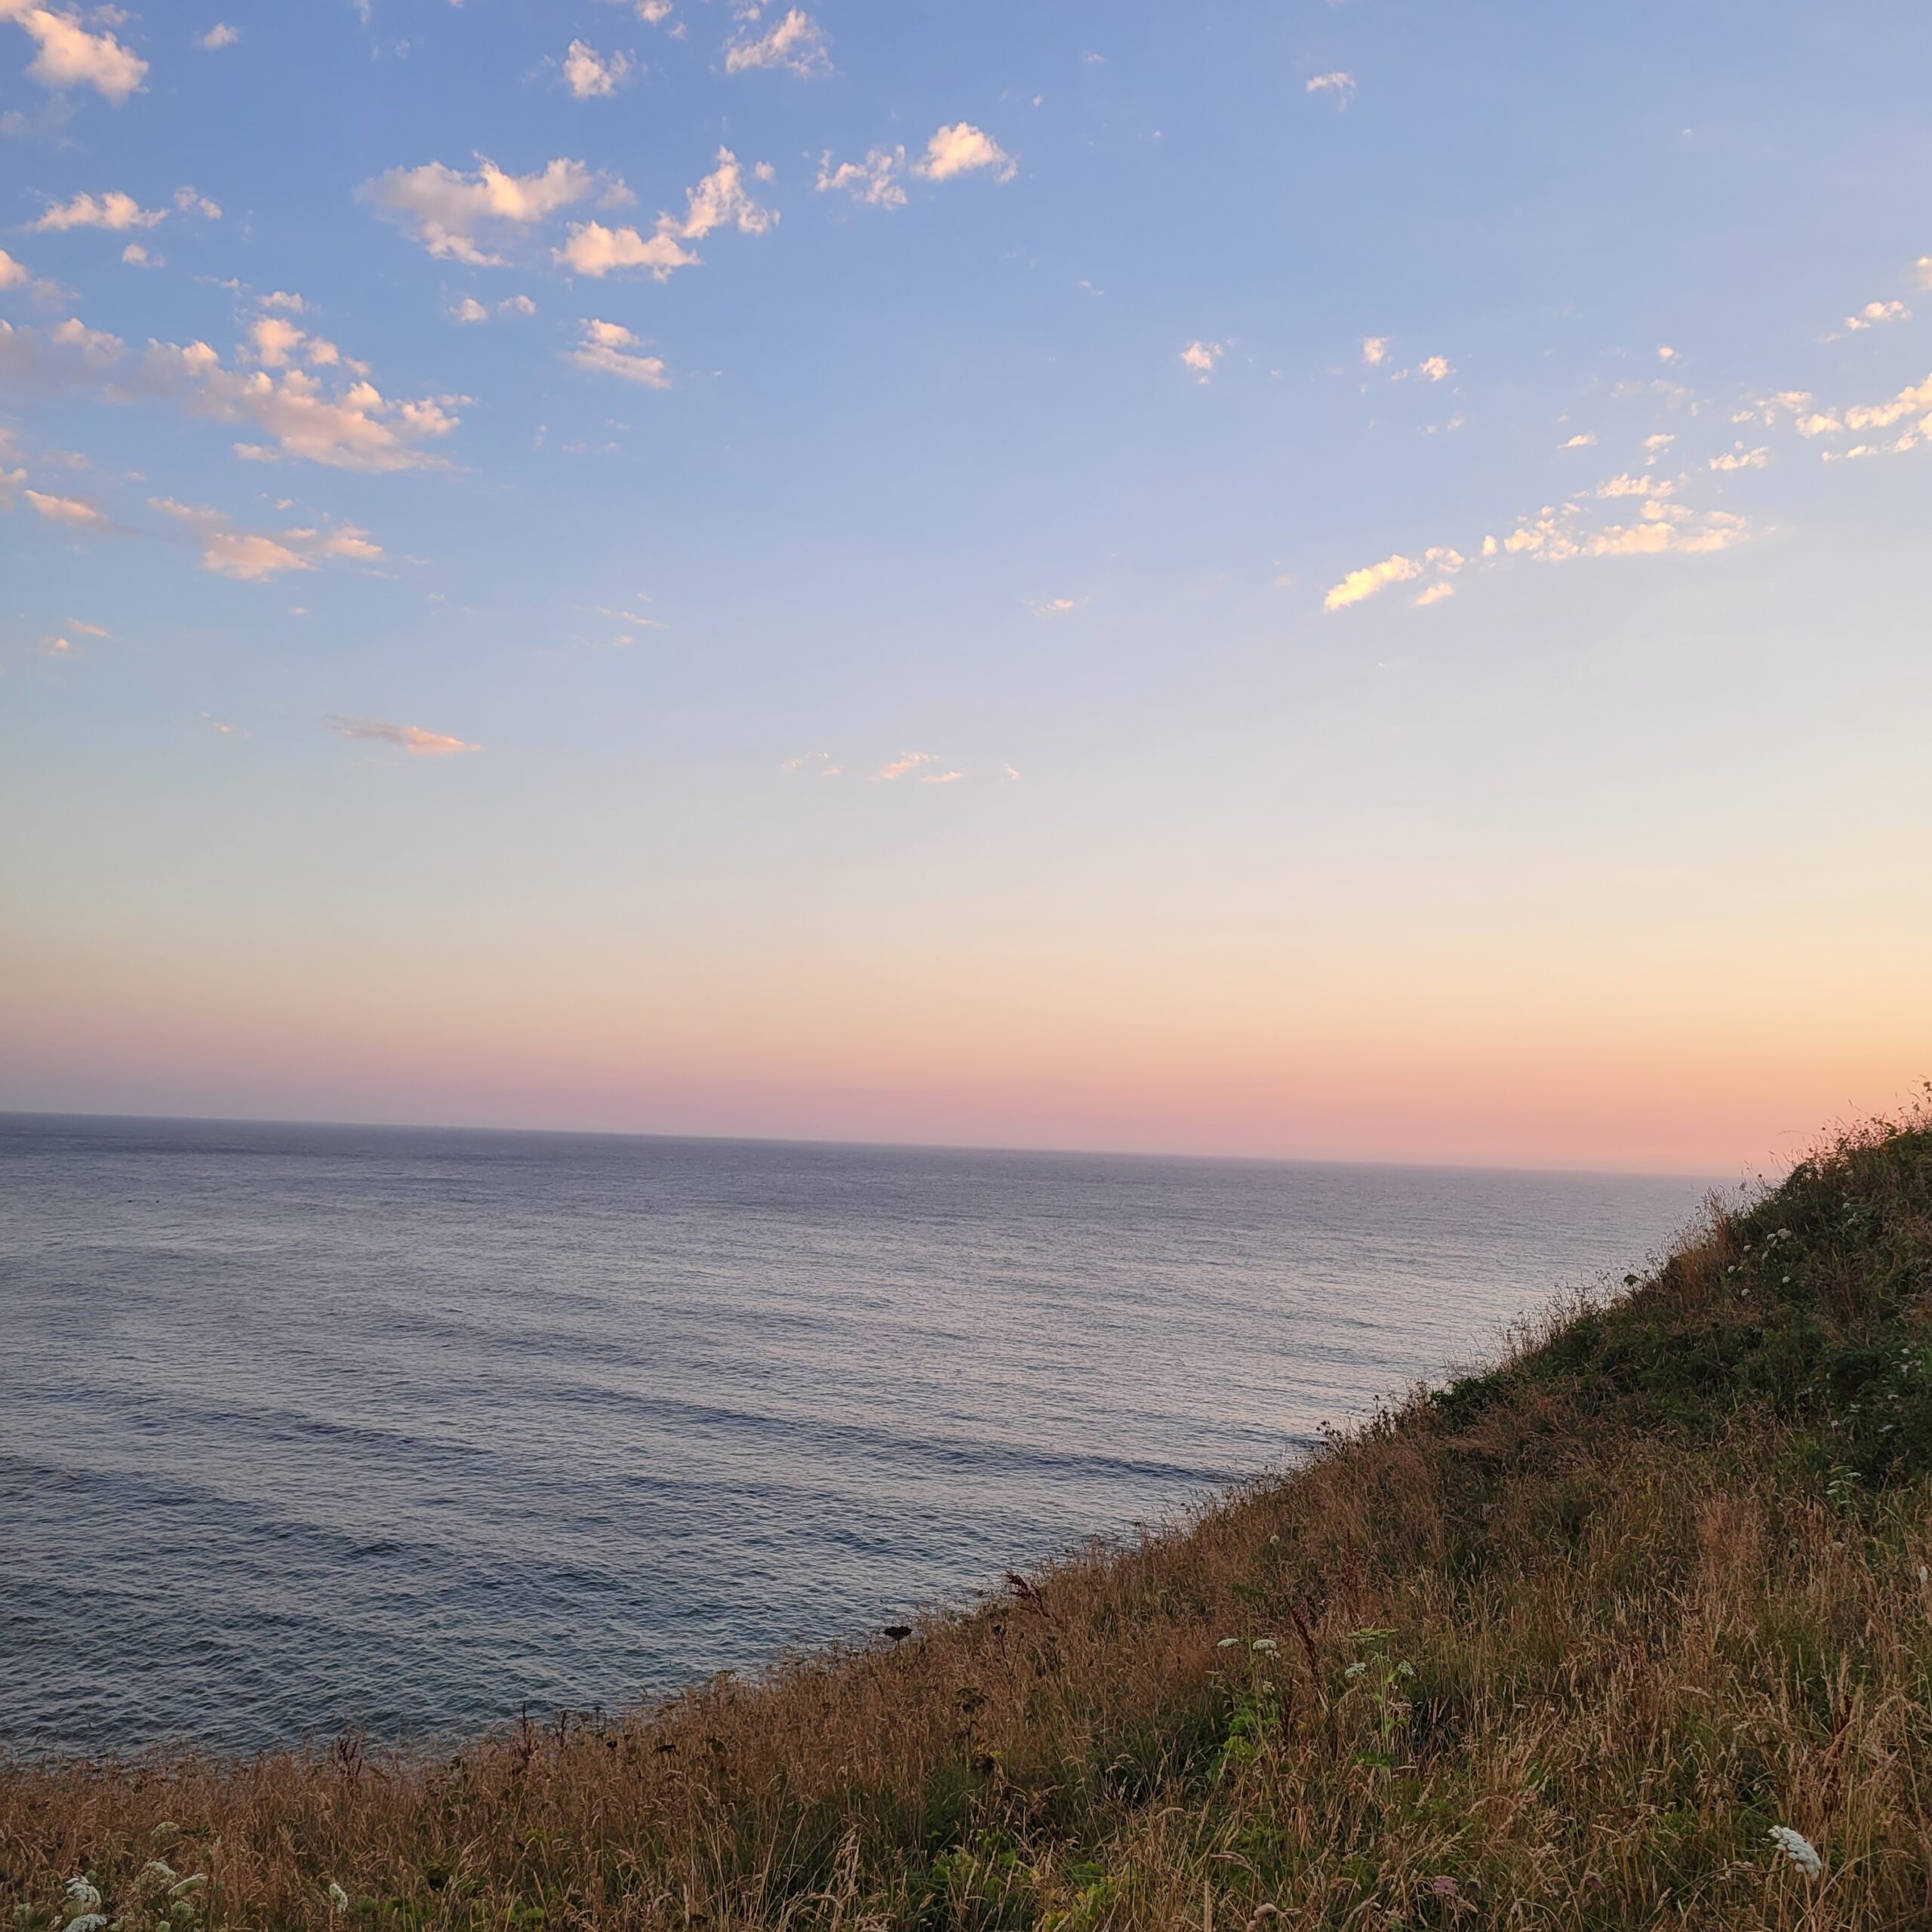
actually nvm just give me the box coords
[8,1105,1932,1928]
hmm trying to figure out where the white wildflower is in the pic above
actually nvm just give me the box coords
[1344,1660,1368,1678]
[64,1881,102,1912]
[68,1918,109,1932]
[329,1881,351,1913]
[1251,1638,1278,1652]
[138,1860,178,1885]
[1769,1826,1823,1878]
[1217,1635,1238,1647]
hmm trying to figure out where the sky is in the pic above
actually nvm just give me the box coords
[2,0,1930,1174]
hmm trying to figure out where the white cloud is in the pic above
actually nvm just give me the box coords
[1413,580,1455,608]
[1180,339,1223,381]
[198,23,238,50]
[1708,446,1769,471]
[876,750,937,780]
[23,485,105,526]
[724,6,828,75]
[0,0,148,100]
[1597,472,1672,498]
[1501,501,1746,562]
[1559,431,1597,448]
[0,247,31,289]
[122,242,158,266]
[175,185,222,220]
[34,189,166,232]
[1844,299,1909,332]
[131,327,461,470]
[445,294,534,328]
[681,147,776,235]
[1415,355,1451,382]
[360,155,597,265]
[1361,336,1387,368]
[1306,71,1355,105]
[816,146,908,208]
[329,715,480,758]
[1324,552,1419,610]
[555,146,771,278]
[562,39,630,97]
[1029,595,1085,616]
[915,122,1015,182]
[569,316,668,386]
[153,496,383,580]
[1792,371,1932,440]
[0,313,126,392]
[554,220,694,278]
[817,124,1015,205]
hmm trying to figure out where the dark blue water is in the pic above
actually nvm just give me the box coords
[0,1112,1715,1755]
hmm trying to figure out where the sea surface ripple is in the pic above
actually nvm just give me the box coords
[0,1113,1714,1755]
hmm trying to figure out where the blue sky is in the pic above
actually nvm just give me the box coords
[4,1,1931,1168]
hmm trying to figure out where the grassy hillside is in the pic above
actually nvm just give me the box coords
[8,1107,1932,1930]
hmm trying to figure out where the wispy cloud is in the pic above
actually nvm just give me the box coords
[23,485,106,527]
[452,293,537,324]
[568,318,668,386]
[1306,71,1355,106]
[817,147,907,208]
[873,751,966,783]
[329,715,481,758]
[724,6,828,76]
[152,497,383,580]
[816,123,1015,207]
[198,23,238,50]
[1323,549,1463,611]
[0,303,460,471]
[562,40,631,98]
[360,155,598,266]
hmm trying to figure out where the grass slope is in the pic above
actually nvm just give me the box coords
[8,1109,1932,1930]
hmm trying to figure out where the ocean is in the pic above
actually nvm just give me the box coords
[0,1112,1718,1756]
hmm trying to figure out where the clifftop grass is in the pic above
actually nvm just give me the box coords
[8,1107,1932,1929]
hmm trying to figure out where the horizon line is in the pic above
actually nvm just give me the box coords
[0,1104,1748,1187]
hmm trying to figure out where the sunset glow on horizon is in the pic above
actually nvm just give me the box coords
[5,2,1931,1174]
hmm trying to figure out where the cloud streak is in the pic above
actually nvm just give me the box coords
[152,497,383,580]
[329,715,481,758]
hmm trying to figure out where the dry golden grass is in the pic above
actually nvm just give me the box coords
[8,1106,1932,1930]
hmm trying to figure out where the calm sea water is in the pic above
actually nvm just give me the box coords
[0,1112,1716,1756]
